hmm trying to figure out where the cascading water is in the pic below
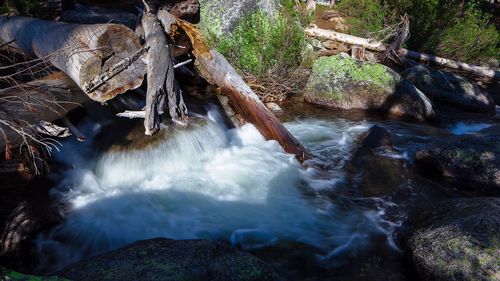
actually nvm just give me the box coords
[34,103,445,275]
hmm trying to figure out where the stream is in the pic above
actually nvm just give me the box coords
[33,99,495,279]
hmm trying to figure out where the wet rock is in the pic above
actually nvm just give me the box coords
[305,55,437,122]
[199,0,279,37]
[357,125,393,151]
[346,126,407,196]
[406,198,500,281]
[58,238,278,281]
[414,125,500,195]
[0,186,61,272]
[402,65,495,115]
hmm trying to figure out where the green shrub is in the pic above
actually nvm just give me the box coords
[335,0,499,65]
[337,0,385,37]
[0,0,58,18]
[216,9,305,78]
[1,0,41,16]
[432,10,499,64]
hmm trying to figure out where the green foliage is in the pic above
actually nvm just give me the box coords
[0,0,58,19]
[335,0,499,64]
[337,0,385,37]
[432,10,499,64]
[216,9,305,77]
[1,0,41,16]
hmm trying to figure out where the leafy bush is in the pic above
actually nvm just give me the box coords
[0,0,58,18]
[335,0,499,65]
[432,10,499,64]
[1,0,40,16]
[337,0,385,36]
[216,9,305,78]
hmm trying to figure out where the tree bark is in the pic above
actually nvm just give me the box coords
[0,16,147,102]
[305,25,500,80]
[173,18,310,161]
[141,2,187,135]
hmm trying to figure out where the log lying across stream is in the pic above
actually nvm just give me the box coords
[0,16,146,101]
[0,1,310,163]
[305,25,500,80]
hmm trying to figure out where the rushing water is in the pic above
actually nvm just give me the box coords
[34,102,455,277]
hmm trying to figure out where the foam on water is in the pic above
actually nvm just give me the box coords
[36,115,397,272]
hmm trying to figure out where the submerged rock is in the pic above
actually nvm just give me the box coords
[58,238,277,281]
[414,125,500,195]
[406,198,500,281]
[402,65,495,115]
[346,126,408,196]
[305,55,436,122]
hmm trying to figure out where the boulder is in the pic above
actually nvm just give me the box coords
[414,125,500,195]
[305,55,436,122]
[402,65,495,115]
[198,0,279,37]
[406,198,500,281]
[58,238,278,281]
[0,186,61,272]
[0,266,62,281]
[346,126,408,196]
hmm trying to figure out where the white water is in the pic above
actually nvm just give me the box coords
[36,113,400,272]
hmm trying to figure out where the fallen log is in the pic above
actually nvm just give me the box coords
[0,72,89,150]
[141,1,187,135]
[305,25,500,80]
[162,14,310,161]
[0,16,146,101]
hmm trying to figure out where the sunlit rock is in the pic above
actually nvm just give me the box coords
[305,55,437,122]
[402,65,495,115]
[406,198,500,281]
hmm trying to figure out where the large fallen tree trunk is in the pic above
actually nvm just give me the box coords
[0,16,146,101]
[305,25,500,80]
[158,13,310,161]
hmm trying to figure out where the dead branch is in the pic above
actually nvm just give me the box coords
[305,25,500,79]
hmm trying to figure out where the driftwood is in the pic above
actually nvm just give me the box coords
[0,16,146,101]
[153,12,310,161]
[141,2,187,135]
[305,25,500,79]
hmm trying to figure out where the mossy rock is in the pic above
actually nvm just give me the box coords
[406,198,500,281]
[0,267,67,281]
[304,55,436,121]
[57,238,278,281]
[415,125,500,195]
[402,65,495,115]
